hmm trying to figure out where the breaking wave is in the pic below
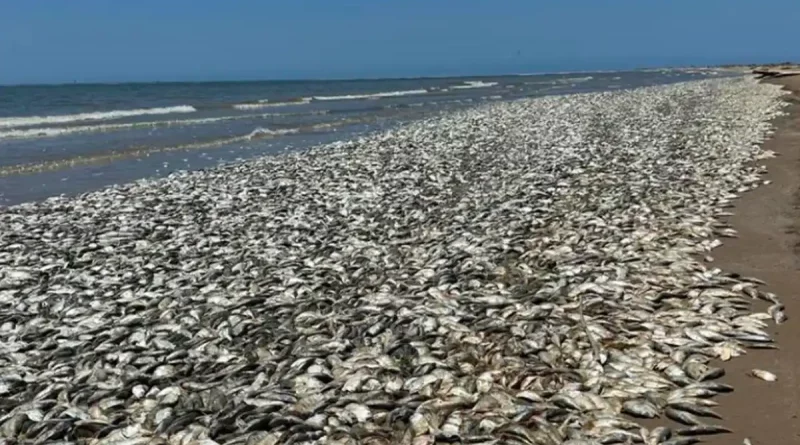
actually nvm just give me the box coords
[232,98,313,110]
[0,105,197,129]
[244,127,299,140]
[555,76,594,84]
[0,112,290,140]
[0,126,302,177]
[312,89,428,101]
[451,81,499,90]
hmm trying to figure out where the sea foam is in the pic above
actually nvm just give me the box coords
[0,112,283,140]
[232,98,313,110]
[0,105,197,129]
[451,81,499,90]
[312,89,428,101]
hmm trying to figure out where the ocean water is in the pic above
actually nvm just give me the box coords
[0,68,731,206]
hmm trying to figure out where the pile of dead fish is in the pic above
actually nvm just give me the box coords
[0,77,789,445]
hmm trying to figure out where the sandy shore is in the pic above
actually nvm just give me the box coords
[705,75,800,444]
[0,77,790,443]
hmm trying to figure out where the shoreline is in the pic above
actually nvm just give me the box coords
[0,77,791,443]
[703,76,800,444]
[0,70,728,207]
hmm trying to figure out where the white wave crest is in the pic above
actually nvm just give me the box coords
[555,76,594,84]
[312,89,428,101]
[451,81,499,90]
[245,127,298,140]
[0,112,283,140]
[232,98,312,110]
[0,105,197,129]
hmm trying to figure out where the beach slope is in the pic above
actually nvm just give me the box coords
[705,75,800,445]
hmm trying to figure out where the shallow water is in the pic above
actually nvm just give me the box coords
[0,69,732,205]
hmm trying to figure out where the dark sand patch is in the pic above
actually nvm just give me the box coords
[703,76,800,444]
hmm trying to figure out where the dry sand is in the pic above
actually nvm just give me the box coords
[704,75,800,444]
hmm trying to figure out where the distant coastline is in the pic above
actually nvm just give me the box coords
[716,61,800,72]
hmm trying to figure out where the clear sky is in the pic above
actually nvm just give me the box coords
[2,0,799,85]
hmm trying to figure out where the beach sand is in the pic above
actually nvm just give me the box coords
[0,75,793,443]
[704,75,800,445]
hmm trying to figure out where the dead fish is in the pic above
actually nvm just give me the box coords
[647,426,671,444]
[661,438,701,445]
[749,369,777,382]
[767,304,788,324]
[676,424,731,436]
[0,78,787,445]
[665,407,702,426]
[667,402,722,419]
[622,399,660,418]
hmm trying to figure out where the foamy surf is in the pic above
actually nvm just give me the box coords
[0,105,197,129]
[244,127,299,140]
[555,76,594,84]
[232,98,313,110]
[312,89,428,101]
[0,112,289,140]
[1,126,303,177]
[451,81,499,90]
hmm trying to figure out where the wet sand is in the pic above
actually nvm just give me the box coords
[706,75,800,444]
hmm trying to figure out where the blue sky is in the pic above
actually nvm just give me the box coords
[1,0,798,84]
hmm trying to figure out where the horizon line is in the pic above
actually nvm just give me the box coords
[0,62,733,88]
